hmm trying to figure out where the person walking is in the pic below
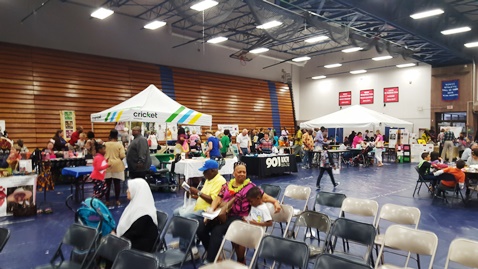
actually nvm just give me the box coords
[375,130,384,166]
[316,145,339,190]
[126,126,151,179]
[441,128,456,163]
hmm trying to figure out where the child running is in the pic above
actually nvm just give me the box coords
[316,145,340,190]
[90,144,110,199]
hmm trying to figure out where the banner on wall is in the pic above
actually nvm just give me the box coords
[338,91,352,106]
[384,87,399,103]
[360,89,374,105]
[60,111,76,140]
[218,124,239,136]
[442,80,459,101]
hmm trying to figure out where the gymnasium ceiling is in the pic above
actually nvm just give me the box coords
[17,0,478,69]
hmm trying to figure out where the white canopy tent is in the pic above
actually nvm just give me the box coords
[90,84,212,126]
[300,105,413,129]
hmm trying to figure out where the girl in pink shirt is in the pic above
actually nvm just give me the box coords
[91,144,110,199]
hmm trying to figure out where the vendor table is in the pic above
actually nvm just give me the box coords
[62,166,93,202]
[241,154,298,178]
[170,158,235,180]
[151,153,174,163]
[313,150,350,169]
[0,174,37,217]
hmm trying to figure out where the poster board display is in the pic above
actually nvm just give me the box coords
[411,144,434,162]
[60,111,76,140]
[388,129,398,148]
[217,124,239,136]
[438,126,463,138]
[0,175,37,217]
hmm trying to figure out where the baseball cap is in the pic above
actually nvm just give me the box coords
[198,160,219,171]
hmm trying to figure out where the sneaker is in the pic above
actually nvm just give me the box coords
[168,241,180,249]
[116,200,121,206]
[334,182,340,188]
[192,246,199,255]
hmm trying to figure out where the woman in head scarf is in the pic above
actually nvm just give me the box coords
[115,178,158,252]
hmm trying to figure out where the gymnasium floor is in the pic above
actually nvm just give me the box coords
[0,161,476,269]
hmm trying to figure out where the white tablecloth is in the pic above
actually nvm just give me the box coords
[170,158,235,179]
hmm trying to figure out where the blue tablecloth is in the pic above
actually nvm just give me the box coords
[62,166,93,178]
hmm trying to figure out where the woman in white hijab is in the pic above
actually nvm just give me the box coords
[116,178,158,252]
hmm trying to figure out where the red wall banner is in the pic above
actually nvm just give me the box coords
[384,87,399,103]
[360,89,374,104]
[339,91,352,106]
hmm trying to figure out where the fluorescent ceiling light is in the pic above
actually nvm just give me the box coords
[292,56,311,62]
[342,47,363,53]
[207,36,228,43]
[144,20,166,30]
[396,63,417,68]
[410,9,444,19]
[324,63,342,68]
[191,0,218,11]
[249,48,269,54]
[441,26,471,35]
[305,35,329,43]
[372,55,393,61]
[312,75,326,80]
[350,70,367,74]
[91,7,114,20]
[256,20,282,29]
[465,41,478,48]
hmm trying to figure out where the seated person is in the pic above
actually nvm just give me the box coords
[430,151,447,169]
[42,141,57,160]
[243,186,273,228]
[467,148,478,165]
[7,146,21,170]
[418,152,437,181]
[433,159,466,191]
[461,143,478,162]
[258,133,273,154]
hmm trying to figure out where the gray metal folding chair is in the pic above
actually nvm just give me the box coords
[152,210,169,252]
[112,249,159,269]
[314,192,347,218]
[291,211,331,259]
[315,253,373,269]
[251,235,309,269]
[0,227,10,253]
[85,234,131,269]
[260,184,282,200]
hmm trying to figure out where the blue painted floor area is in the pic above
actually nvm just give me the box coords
[1,162,477,268]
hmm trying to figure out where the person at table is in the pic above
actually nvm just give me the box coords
[314,126,326,151]
[77,133,87,151]
[16,139,29,154]
[42,141,56,160]
[173,159,226,252]
[421,129,432,144]
[52,130,67,151]
[418,152,438,183]
[197,162,281,264]
[175,127,189,155]
[220,129,231,158]
[204,130,221,159]
[352,132,364,149]
[105,129,126,206]
[374,130,384,167]
[258,133,273,154]
[433,159,465,192]
[461,143,478,162]
[467,148,478,166]
[85,131,99,158]
[302,129,314,169]
[6,145,21,170]
[147,130,158,154]
[115,178,158,252]
[189,130,201,151]
[348,131,356,146]
[68,126,83,149]
[430,151,448,170]
[236,129,251,157]
[126,126,152,179]
[457,132,469,158]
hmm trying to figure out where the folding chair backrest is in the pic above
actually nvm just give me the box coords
[112,249,159,269]
[266,203,294,237]
[340,197,379,224]
[314,253,373,269]
[415,166,425,180]
[282,184,311,212]
[294,211,331,234]
[314,192,347,212]
[63,223,98,252]
[445,238,478,268]
[0,227,10,252]
[164,216,199,249]
[376,203,421,228]
[380,225,438,269]
[215,220,264,262]
[156,210,168,235]
[91,234,131,264]
[260,184,282,200]
[252,235,309,268]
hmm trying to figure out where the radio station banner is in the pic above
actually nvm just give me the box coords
[384,87,399,103]
[338,91,352,106]
[442,80,459,101]
[60,111,76,140]
[360,89,374,105]
[218,124,239,136]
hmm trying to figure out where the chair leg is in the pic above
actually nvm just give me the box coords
[413,182,420,197]
[416,253,421,269]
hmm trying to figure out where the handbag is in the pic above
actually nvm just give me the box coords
[376,141,384,148]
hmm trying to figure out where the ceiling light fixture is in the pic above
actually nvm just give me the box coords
[249,48,269,54]
[256,20,282,29]
[342,47,363,53]
[292,56,311,62]
[304,35,329,43]
[207,36,228,44]
[350,70,367,74]
[324,63,342,68]
[191,0,218,11]
[441,26,471,35]
[312,75,326,80]
[91,7,114,20]
[396,63,417,68]
[144,20,166,30]
[410,9,444,19]
[465,41,478,48]
[372,56,393,61]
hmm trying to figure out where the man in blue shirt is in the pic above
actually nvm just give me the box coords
[205,130,222,159]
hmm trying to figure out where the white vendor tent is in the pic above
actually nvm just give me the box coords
[90,84,212,126]
[300,105,413,129]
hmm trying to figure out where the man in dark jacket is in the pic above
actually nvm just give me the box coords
[127,126,151,179]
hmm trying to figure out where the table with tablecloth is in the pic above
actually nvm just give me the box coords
[169,158,235,180]
[241,154,297,178]
[0,174,37,217]
[62,166,93,202]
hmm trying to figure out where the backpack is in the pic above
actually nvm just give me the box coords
[76,197,116,236]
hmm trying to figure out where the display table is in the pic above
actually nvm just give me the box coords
[170,158,235,180]
[151,153,174,163]
[0,174,37,217]
[241,154,297,178]
[62,166,93,202]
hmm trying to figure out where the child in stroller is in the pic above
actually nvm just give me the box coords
[351,144,374,167]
